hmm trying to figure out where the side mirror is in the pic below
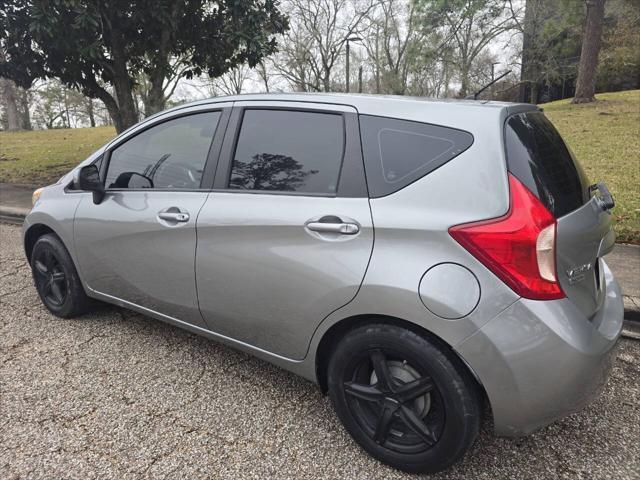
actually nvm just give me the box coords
[77,164,105,204]
[112,172,154,189]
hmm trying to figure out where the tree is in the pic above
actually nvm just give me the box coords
[85,97,96,128]
[573,0,607,103]
[32,80,85,128]
[596,0,640,92]
[416,0,515,97]
[255,60,272,92]
[0,76,20,131]
[136,57,191,117]
[515,0,584,103]
[15,87,32,130]
[275,0,376,92]
[364,0,425,95]
[0,49,20,130]
[1,0,287,133]
[207,64,252,96]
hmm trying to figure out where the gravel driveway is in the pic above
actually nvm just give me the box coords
[1,223,639,479]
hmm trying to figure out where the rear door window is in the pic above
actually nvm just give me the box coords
[359,115,474,197]
[229,109,344,194]
[505,111,589,217]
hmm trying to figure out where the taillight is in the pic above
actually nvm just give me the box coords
[449,173,564,300]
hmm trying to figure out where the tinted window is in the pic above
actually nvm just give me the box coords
[229,110,344,194]
[505,112,588,217]
[360,115,474,197]
[105,112,220,189]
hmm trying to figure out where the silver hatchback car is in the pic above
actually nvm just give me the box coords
[24,94,623,473]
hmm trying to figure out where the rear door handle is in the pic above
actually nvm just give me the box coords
[158,211,190,222]
[306,221,359,235]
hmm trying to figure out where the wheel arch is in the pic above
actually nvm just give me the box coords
[314,314,489,410]
[24,223,60,262]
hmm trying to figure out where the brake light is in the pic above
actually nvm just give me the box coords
[449,173,564,300]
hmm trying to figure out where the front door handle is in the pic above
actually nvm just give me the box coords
[158,211,190,222]
[306,221,360,235]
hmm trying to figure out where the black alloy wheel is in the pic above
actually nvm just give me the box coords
[33,248,68,307]
[30,233,91,318]
[327,323,481,473]
[343,348,445,453]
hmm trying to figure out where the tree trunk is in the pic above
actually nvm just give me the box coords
[86,83,124,132]
[322,69,331,92]
[519,0,535,102]
[63,89,71,128]
[0,77,21,131]
[0,48,21,131]
[459,63,470,98]
[258,62,270,93]
[17,88,32,130]
[145,69,166,117]
[572,0,606,104]
[112,71,138,133]
[530,82,539,104]
[107,25,140,132]
[86,98,96,127]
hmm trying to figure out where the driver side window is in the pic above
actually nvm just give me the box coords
[105,111,221,189]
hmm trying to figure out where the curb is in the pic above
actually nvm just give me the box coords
[624,297,640,322]
[1,205,639,323]
[0,207,27,225]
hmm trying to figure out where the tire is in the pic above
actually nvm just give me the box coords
[30,233,91,318]
[327,323,481,474]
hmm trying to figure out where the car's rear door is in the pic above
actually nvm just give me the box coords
[195,102,373,359]
[74,104,231,328]
[505,110,615,317]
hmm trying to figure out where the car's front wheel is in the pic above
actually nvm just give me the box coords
[327,323,481,473]
[30,233,91,318]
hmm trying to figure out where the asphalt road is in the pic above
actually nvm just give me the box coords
[1,223,639,479]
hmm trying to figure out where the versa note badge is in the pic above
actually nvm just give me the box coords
[566,262,593,285]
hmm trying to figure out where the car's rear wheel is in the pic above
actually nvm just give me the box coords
[327,323,481,473]
[31,233,91,318]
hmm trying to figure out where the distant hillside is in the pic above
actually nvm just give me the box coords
[0,126,116,186]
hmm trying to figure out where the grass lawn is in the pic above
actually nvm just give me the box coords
[543,90,640,243]
[0,125,115,186]
[0,90,638,241]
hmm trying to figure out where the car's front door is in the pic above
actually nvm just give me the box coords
[74,105,230,328]
[196,102,373,359]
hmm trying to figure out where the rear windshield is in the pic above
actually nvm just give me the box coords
[505,111,589,218]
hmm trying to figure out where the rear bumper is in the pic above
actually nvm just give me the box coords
[456,260,624,436]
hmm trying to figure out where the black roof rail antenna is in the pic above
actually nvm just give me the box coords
[466,70,512,100]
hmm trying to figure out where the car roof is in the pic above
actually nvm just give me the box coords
[130,92,539,141]
[171,92,532,113]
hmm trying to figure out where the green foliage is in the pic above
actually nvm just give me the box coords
[1,0,287,86]
[521,0,584,89]
[597,0,640,92]
[521,0,639,102]
[0,0,287,131]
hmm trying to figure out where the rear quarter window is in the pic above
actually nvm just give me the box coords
[359,115,474,197]
[505,111,589,218]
